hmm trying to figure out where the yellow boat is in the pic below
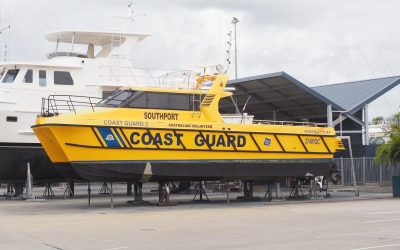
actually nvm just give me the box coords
[32,74,345,182]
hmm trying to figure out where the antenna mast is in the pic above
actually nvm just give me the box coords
[0,25,11,62]
[231,17,239,79]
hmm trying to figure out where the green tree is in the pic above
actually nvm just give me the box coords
[372,116,384,125]
[376,112,400,165]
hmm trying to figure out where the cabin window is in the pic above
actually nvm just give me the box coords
[99,90,135,106]
[23,69,33,83]
[127,92,147,108]
[169,94,191,110]
[54,71,74,85]
[2,69,19,83]
[98,90,201,111]
[39,70,46,86]
[147,93,169,109]
[128,92,196,111]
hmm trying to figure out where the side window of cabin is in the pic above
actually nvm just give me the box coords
[54,71,74,85]
[23,69,33,83]
[102,90,134,106]
[128,92,147,108]
[147,93,169,109]
[169,94,190,110]
[2,69,20,83]
[126,92,198,111]
[39,70,46,87]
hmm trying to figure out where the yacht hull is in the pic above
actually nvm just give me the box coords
[0,143,65,183]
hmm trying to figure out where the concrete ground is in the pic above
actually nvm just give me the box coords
[0,183,399,250]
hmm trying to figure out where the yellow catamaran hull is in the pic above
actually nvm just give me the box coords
[33,118,342,181]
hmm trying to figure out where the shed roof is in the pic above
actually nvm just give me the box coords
[312,76,400,114]
[220,72,337,121]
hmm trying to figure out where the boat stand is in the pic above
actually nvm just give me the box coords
[158,182,176,206]
[134,182,143,201]
[87,182,91,206]
[5,183,15,199]
[263,181,273,202]
[42,183,54,198]
[110,182,114,209]
[288,179,304,199]
[237,180,261,201]
[127,182,148,205]
[127,182,133,196]
[193,181,209,201]
[226,181,230,204]
[99,182,111,194]
[63,181,75,199]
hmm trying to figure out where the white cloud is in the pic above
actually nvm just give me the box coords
[1,0,399,119]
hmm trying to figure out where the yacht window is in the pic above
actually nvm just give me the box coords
[39,70,46,87]
[99,90,135,106]
[23,69,33,83]
[54,71,74,85]
[2,69,20,83]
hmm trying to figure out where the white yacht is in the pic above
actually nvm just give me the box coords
[0,30,149,185]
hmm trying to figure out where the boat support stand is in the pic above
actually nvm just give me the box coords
[42,183,55,198]
[63,181,75,199]
[238,180,261,201]
[193,181,209,201]
[158,182,176,206]
[99,182,111,195]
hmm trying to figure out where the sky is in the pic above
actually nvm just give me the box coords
[0,0,399,120]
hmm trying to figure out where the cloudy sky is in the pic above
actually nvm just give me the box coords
[1,0,399,119]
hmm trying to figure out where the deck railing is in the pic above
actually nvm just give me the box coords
[253,120,327,127]
[41,95,103,116]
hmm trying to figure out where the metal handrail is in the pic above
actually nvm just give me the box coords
[252,119,327,127]
[41,95,103,116]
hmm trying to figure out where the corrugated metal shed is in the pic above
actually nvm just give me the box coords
[312,76,400,114]
[221,72,339,121]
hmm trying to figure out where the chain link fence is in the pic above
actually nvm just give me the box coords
[334,157,400,186]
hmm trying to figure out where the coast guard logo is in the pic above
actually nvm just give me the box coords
[105,134,115,141]
[264,138,271,146]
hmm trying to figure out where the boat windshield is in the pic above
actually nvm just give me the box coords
[97,90,136,107]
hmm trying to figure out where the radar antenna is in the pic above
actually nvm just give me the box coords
[112,1,146,32]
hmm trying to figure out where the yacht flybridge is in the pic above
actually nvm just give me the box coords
[0,30,149,183]
[33,74,345,182]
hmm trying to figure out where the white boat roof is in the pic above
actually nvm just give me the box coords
[45,30,150,45]
[0,61,82,69]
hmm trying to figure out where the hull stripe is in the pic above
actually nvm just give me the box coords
[119,128,132,148]
[321,136,332,153]
[112,128,126,148]
[91,127,105,147]
[64,142,333,155]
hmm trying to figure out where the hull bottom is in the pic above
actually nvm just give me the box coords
[0,143,65,183]
[68,159,334,182]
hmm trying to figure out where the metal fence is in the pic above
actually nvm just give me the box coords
[334,157,400,186]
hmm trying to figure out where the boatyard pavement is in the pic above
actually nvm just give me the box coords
[0,192,399,250]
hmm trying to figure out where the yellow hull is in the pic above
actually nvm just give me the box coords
[33,123,340,163]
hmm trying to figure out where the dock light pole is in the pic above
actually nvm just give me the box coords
[231,17,239,79]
